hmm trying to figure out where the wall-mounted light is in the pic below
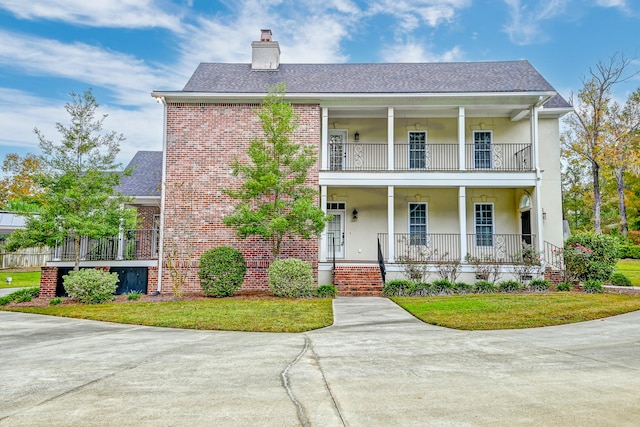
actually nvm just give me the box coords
[542,209,547,221]
[354,131,360,141]
[352,208,358,221]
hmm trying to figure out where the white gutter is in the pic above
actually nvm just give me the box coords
[156,96,167,294]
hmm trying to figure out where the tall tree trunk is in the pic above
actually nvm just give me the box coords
[592,161,602,234]
[616,167,629,239]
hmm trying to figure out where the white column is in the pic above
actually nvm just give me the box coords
[321,107,329,170]
[458,107,466,171]
[116,218,124,260]
[320,185,328,262]
[458,186,467,262]
[531,105,540,172]
[388,186,395,262]
[388,107,394,171]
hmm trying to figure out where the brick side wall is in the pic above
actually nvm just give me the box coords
[40,266,58,298]
[162,103,321,294]
[136,205,160,229]
[147,266,158,294]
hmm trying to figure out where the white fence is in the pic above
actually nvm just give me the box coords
[0,248,49,269]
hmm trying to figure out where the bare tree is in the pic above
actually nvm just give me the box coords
[562,53,638,233]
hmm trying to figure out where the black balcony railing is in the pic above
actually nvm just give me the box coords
[50,229,159,262]
[376,233,537,264]
[465,234,537,264]
[325,142,533,172]
[377,233,461,263]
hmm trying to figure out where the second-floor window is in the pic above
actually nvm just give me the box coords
[474,131,492,169]
[409,131,427,169]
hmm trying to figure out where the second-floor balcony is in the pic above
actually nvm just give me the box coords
[324,143,532,172]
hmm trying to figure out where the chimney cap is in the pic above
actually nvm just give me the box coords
[260,29,272,42]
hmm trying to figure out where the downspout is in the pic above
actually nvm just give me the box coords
[155,96,167,294]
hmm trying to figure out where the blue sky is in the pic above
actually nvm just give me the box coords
[0,0,639,167]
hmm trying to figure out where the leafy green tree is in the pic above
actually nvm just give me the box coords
[223,82,330,258]
[7,89,135,269]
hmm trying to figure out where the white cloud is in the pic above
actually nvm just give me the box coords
[0,29,183,105]
[0,0,184,32]
[594,0,627,8]
[380,40,463,62]
[502,0,571,45]
[368,0,471,31]
[0,88,162,166]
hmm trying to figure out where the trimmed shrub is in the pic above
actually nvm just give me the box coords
[453,282,474,294]
[316,284,337,298]
[268,258,315,298]
[498,280,521,293]
[617,245,640,259]
[411,282,434,296]
[610,272,632,287]
[127,290,143,300]
[0,287,39,305]
[564,233,619,282]
[198,246,246,297]
[63,269,118,304]
[382,279,414,297]
[474,280,496,294]
[432,279,454,295]
[583,280,604,294]
[557,282,572,292]
[528,278,551,292]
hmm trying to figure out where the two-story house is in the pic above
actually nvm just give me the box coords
[143,29,572,295]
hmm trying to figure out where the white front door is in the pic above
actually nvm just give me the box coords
[326,202,345,258]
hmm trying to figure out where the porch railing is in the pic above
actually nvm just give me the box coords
[326,142,533,172]
[377,233,461,263]
[544,240,565,270]
[50,229,159,262]
[377,233,537,264]
[465,234,537,264]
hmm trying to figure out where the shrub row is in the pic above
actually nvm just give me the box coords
[382,278,551,297]
[0,287,39,306]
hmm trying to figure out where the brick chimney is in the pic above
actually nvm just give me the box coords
[251,29,280,70]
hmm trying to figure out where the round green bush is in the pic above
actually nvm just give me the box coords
[498,280,521,293]
[583,280,604,294]
[474,280,496,293]
[382,279,414,297]
[198,246,246,297]
[610,272,632,286]
[528,278,551,292]
[268,258,315,298]
[316,284,337,298]
[556,282,572,292]
[564,233,619,282]
[63,269,119,304]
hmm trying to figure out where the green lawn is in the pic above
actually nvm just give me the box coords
[2,298,334,333]
[615,259,640,286]
[393,293,640,330]
[0,271,41,289]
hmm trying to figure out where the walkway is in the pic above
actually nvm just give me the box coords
[1,297,640,426]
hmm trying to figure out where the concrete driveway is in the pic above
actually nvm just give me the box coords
[1,297,639,426]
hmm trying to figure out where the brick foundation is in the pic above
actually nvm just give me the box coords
[147,266,158,294]
[39,266,58,298]
[333,266,383,296]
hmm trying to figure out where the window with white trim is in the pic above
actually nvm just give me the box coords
[473,131,492,169]
[409,131,427,169]
[409,203,427,245]
[475,203,494,247]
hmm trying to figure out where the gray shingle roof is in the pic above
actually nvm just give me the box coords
[116,151,162,197]
[183,60,558,94]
